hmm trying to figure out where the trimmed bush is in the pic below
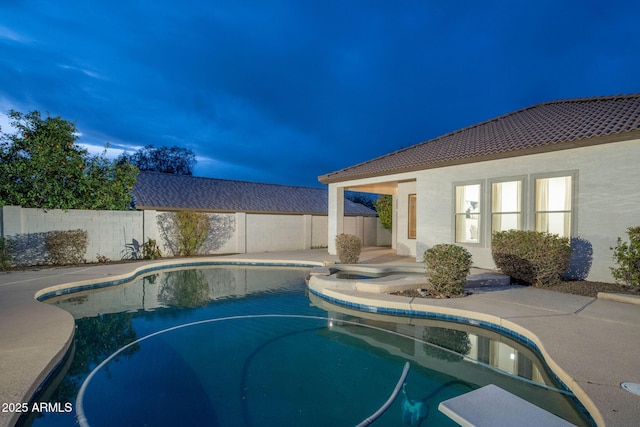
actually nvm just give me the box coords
[335,233,361,264]
[45,229,88,265]
[423,244,472,296]
[174,211,211,256]
[142,239,162,260]
[492,230,571,286]
[0,237,14,270]
[610,226,640,289]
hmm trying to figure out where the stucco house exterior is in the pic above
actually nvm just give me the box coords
[319,94,640,282]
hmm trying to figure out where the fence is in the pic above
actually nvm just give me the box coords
[1,206,389,266]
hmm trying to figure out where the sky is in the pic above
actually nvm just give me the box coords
[1,1,639,188]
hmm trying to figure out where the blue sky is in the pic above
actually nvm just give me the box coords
[1,1,639,188]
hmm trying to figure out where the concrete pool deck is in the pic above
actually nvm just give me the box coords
[0,247,638,426]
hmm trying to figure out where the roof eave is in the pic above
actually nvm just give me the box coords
[318,131,640,184]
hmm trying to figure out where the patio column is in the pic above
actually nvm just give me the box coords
[327,184,344,255]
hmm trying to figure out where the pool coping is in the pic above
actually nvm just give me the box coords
[307,267,640,427]
[0,257,325,427]
[1,252,638,427]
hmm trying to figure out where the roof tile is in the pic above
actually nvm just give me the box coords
[132,172,376,216]
[319,94,640,183]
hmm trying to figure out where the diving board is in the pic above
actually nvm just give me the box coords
[438,384,576,427]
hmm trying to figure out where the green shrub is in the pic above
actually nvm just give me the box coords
[45,229,88,265]
[492,230,571,286]
[423,244,472,296]
[610,226,640,288]
[174,211,210,256]
[374,195,393,231]
[0,237,14,270]
[142,239,162,260]
[335,233,361,264]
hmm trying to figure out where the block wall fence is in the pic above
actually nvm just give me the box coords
[0,206,389,265]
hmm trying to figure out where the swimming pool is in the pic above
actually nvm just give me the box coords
[28,265,591,426]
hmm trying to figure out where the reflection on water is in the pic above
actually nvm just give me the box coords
[32,266,591,427]
[310,294,557,389]
[423,326,471,363]
[46,266,304,319]
[158,269,210,307]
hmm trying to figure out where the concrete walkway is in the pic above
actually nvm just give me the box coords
[0,248,638,426]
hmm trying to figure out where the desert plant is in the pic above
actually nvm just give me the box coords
[335,233,361,264]
[174,211,210,256]
[423,244,472,296]
[0,237,14,270]
[142,239,162,260]
[45,229,89,265]
[96,253,110,263]
[610,226,640,288]
[492,230,571,286]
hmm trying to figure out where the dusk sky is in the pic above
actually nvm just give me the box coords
[1,1,639,188]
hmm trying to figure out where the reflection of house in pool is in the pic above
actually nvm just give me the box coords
[320,94,640,282]
[313,295,553,387]
[310,297,588,425]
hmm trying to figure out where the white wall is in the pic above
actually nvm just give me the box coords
[1,206,379,265]
[415,138,640,282]
[2,206,144,265]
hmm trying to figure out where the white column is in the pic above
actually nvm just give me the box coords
[303,214,312,249]
[2,206,23,236]
[236,212,247,253]
[392,194,397,250]
[327,184,344,255]
[143,210,157,243]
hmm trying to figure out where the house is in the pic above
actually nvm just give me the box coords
[319,94,640,282]
[133,172,386,254]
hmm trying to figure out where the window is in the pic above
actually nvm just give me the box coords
[408,194,416,239]
[535,176,572,237]
[455,184,481,243]
[491,180,522,233]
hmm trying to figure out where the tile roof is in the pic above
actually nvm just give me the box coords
[132,172,376,216]
[319,94,640,184]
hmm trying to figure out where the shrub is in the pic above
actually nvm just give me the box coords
[174,211,210,256]
[423,244,473,296]
[335,233,361,264]
[610,226,640,288]
[45,229,89,265]
[0,237,14,270]
[142,239,162,260]
[374,195,393,231]
[492,230,571,286]
[96,253,110,263]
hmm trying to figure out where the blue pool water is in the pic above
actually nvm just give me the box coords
[28,265,591,426]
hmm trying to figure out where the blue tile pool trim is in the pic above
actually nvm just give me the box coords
[35,261,593,426]
[36,261,318,301]
[307,286,595,426]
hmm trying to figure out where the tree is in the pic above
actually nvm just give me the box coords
[345,192,376,210]
[374,194,393,231]
[117,145,196,175]
[0,110,138,210]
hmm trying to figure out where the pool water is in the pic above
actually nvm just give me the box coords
[28,266,591,426]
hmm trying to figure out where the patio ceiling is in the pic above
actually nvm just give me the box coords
[345,180,401,195]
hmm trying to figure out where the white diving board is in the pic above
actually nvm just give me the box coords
[438,384,576,427]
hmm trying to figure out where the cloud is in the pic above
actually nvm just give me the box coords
[2,0,640,189]
[0,25,30,43]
